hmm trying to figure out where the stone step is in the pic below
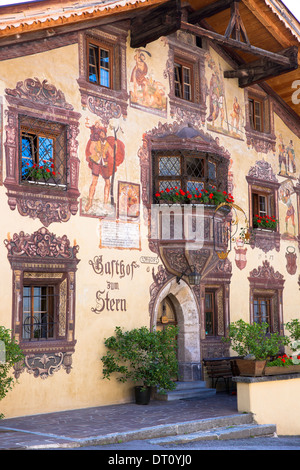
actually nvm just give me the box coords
[173,381,209,390]
[148,423,277,445]
[155,381,216,401]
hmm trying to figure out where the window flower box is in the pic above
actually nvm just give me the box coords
[253,214,278,231]
[155,187,234,206]
[265,355,300,375]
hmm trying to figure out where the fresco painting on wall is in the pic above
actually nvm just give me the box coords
[130,48,167,116]
[279,179,297,240]
[206,53,244,140]
[117,181,140,220]
[278,134,297,178]
[81,118,125,218]
[0,96,2,186]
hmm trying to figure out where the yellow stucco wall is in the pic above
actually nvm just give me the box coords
[236,377,300,435]
[0,29,299,419]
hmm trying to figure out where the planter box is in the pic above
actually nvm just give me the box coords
[236,359,266,377]
[265,365,300,376]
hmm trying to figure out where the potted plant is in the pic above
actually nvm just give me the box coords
[222,320,288,376]
[101,325,178,404]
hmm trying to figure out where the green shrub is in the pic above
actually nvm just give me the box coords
[0,326,24,418]
[222,319,288,360]
[101,325,178,392]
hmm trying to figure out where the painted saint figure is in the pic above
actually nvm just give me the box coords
[281,189,296,236]
[230,96,241,131]
[85,119,125,211]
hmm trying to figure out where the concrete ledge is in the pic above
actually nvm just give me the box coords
[233,372,300,383]
[233,374,300,435]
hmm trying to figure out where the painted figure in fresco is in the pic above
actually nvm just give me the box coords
[230,96,241,131]
[281,188,296,236]
[130,49,166,111]
[278,134,296,177]
[130,49,150,102]
[85,119,125,211]
[287,140,296,174]
[207,67,225,128]
[278,134,288,176]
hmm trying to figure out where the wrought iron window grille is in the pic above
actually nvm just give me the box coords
[19,114,68,190]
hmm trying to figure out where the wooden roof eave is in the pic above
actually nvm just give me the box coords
[0,0,166,44]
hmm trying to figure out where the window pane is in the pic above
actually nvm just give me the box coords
[187,180,204,193]
[39,137,53,166]
[186,157,204,178]
[183,66,191,101]
[159,156,181,176]
[22,285,56,341]
[21,135,34,178]
[174,63,182,98]
[100,68,110,88]
[100,48,110,87]
[88,44,98,83]
[208,161,216,181]
[205,312,213,335]
[159,180,181,192]
[259,195,267,216]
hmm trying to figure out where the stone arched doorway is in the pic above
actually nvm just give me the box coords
[153,278,201,382]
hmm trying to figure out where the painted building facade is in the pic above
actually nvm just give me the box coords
[0,0,299,418]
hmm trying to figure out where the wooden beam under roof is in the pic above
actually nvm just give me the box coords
[224,46,298,87]
[130,0,181,48]
[181,21,292,66]
[188,0,236,24]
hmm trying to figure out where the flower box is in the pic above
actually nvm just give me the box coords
[265,365,300,375]
[236,359,266,377]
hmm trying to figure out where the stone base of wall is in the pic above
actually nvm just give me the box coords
[178,362,202,381]
[233,374,300,435]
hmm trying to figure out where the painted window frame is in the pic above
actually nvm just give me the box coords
[167,32,207,125]
[4,78,81,226]
[78,26,129,121]
[5,227,80,378]
[244,86,276,154]
[248,261,285,336]
[246,160,281,252]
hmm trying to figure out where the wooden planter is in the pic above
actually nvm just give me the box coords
[265,365,300,376]
[236,359,266,377]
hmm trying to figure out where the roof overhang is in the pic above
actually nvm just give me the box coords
[0,0,299,118]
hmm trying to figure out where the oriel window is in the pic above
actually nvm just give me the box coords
[153,150,220,196]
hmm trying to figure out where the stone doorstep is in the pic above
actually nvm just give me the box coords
[1,413,276,449]
[147,424,277,446]
[154,380,217,401]
[75,413,263,447]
